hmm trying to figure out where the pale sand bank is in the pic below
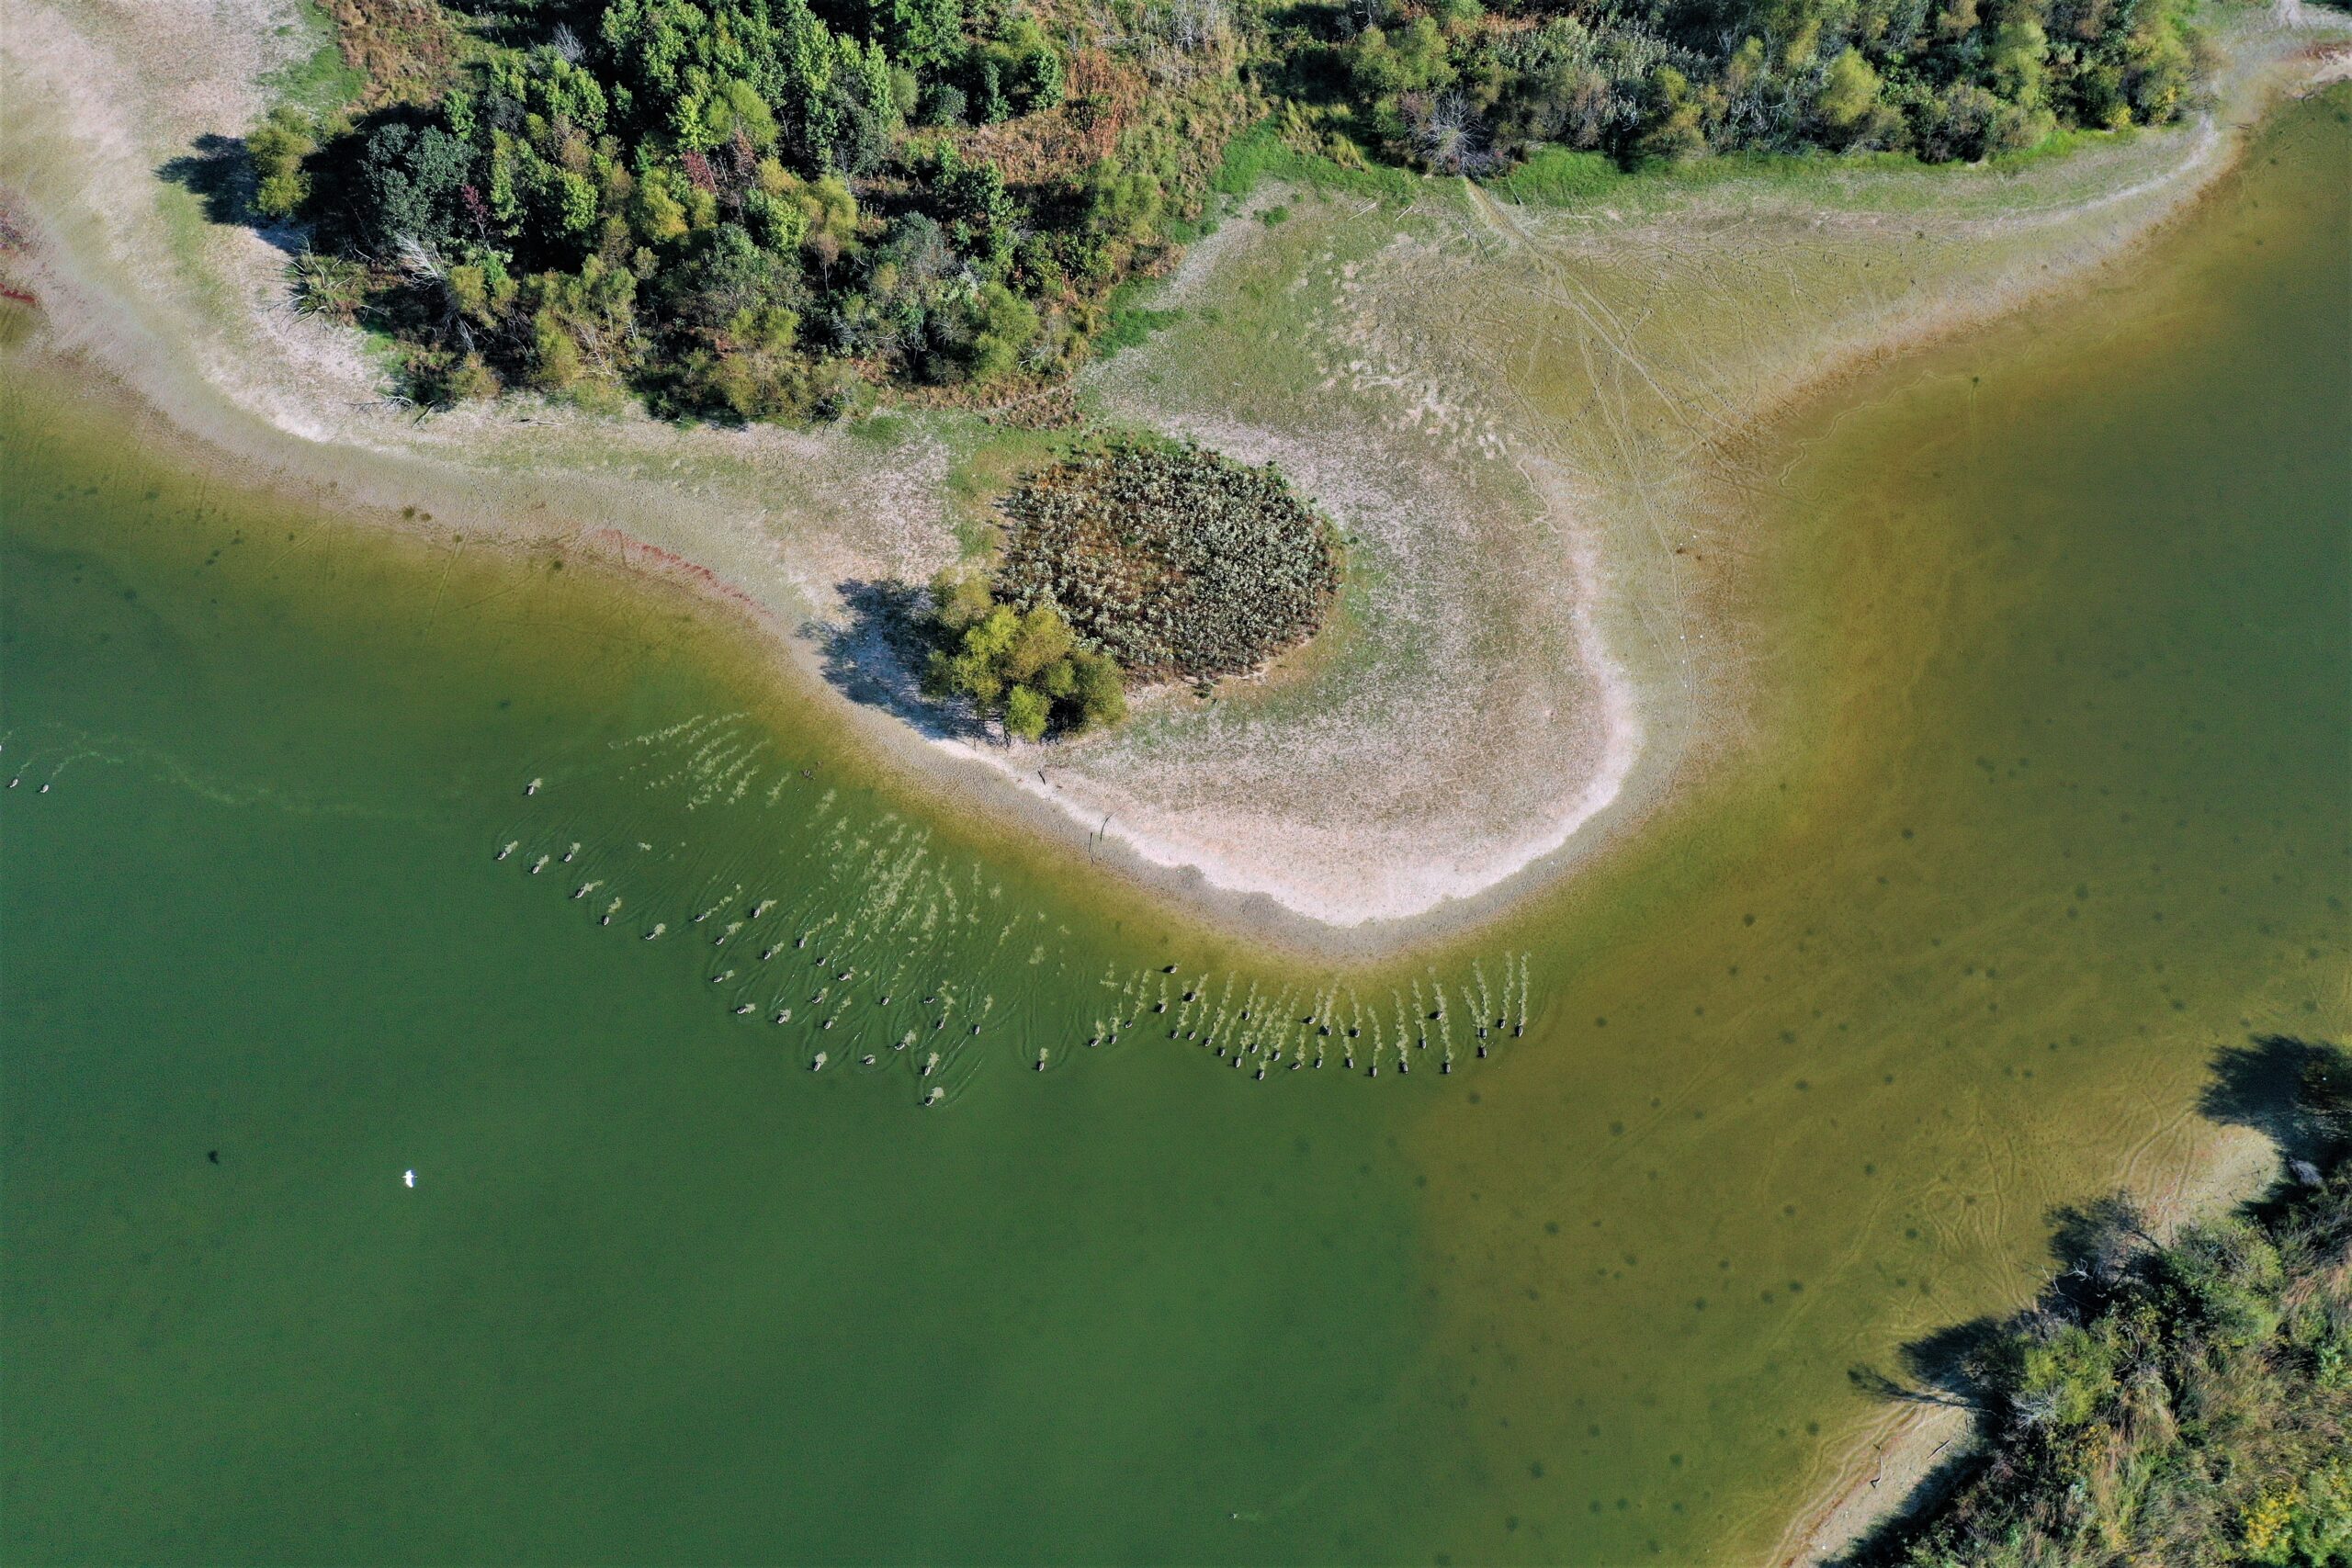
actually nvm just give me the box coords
[1,0,2344,946]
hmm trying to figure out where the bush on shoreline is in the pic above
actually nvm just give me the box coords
[921,572,1127,739]
[1855,1038,2352,1567]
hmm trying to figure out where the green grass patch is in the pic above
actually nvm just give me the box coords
[940,423,1064,558]
[264,0,364,116]
[1639,145,1914,187]
[1226,113,2133,221]
[1484,147,1629,208]
[1210,122,1419,204]
[1161,211,1215,245]
[846,412,910,446]
[1618,121,2135,195]
[153,185,239,316]
[1101,306,1183,353]
[1986,122,2138,171]
[1097,277,1186,357]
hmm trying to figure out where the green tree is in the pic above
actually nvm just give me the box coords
[929,566,994,631]
[1988,15,2052,111]
[1636,67,1707,162]
[989,15,1065,115]
[247,107,317,220]
[935,152,1017,277]
[922,590,1127,738]
[967,284,1040,382]
[1004,603,1073,681]
[1071,649,1126,728]
[1347,18,1455,103]
[1003,683,1050,739]
[358,121,476,248]
[879,0,965,71]
[1814,48,1882,135]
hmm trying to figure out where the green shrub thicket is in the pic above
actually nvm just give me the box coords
[270,0,1246,412]
[921,572,1127,739]
[1265,0,2211,179]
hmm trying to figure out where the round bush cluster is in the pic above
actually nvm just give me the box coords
[994,439,1341,682]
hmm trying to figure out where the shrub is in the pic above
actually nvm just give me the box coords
[1002,682,1050,739]
[931,563,995,630]
[921,572,1127,739]
[247,106,317,220]
[1815,49,1883,136]
[288,250,368,318]
[967,283,1040,383]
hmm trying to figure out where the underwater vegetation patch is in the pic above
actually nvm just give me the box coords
[482,714,1532,1105]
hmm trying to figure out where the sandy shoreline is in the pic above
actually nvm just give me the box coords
[1,0,2345,953]
[934,506,1649,930]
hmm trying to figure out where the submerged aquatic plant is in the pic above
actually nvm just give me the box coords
[992,437,1342,683]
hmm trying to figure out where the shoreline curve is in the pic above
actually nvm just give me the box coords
[0,0,2343,953]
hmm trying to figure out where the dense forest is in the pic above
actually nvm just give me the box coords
[253,0,2213,413]
[1857,1039,2352,1567]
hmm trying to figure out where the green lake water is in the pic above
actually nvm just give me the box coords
[5,90,2346,1565]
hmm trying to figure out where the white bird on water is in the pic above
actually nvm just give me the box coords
[402,1168,415,1188]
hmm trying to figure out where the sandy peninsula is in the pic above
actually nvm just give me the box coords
[1,0,2344,952]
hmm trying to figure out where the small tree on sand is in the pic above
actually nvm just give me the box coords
[922,569,1125,739]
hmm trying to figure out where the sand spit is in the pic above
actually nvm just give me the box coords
[2,0,2345,946]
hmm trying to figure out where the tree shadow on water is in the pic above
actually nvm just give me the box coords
[155,134,306,255]
[803,580,988,744]
[2199,1034,2352,1175]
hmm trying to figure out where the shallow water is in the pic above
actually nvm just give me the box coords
[5,90,2346,1565]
